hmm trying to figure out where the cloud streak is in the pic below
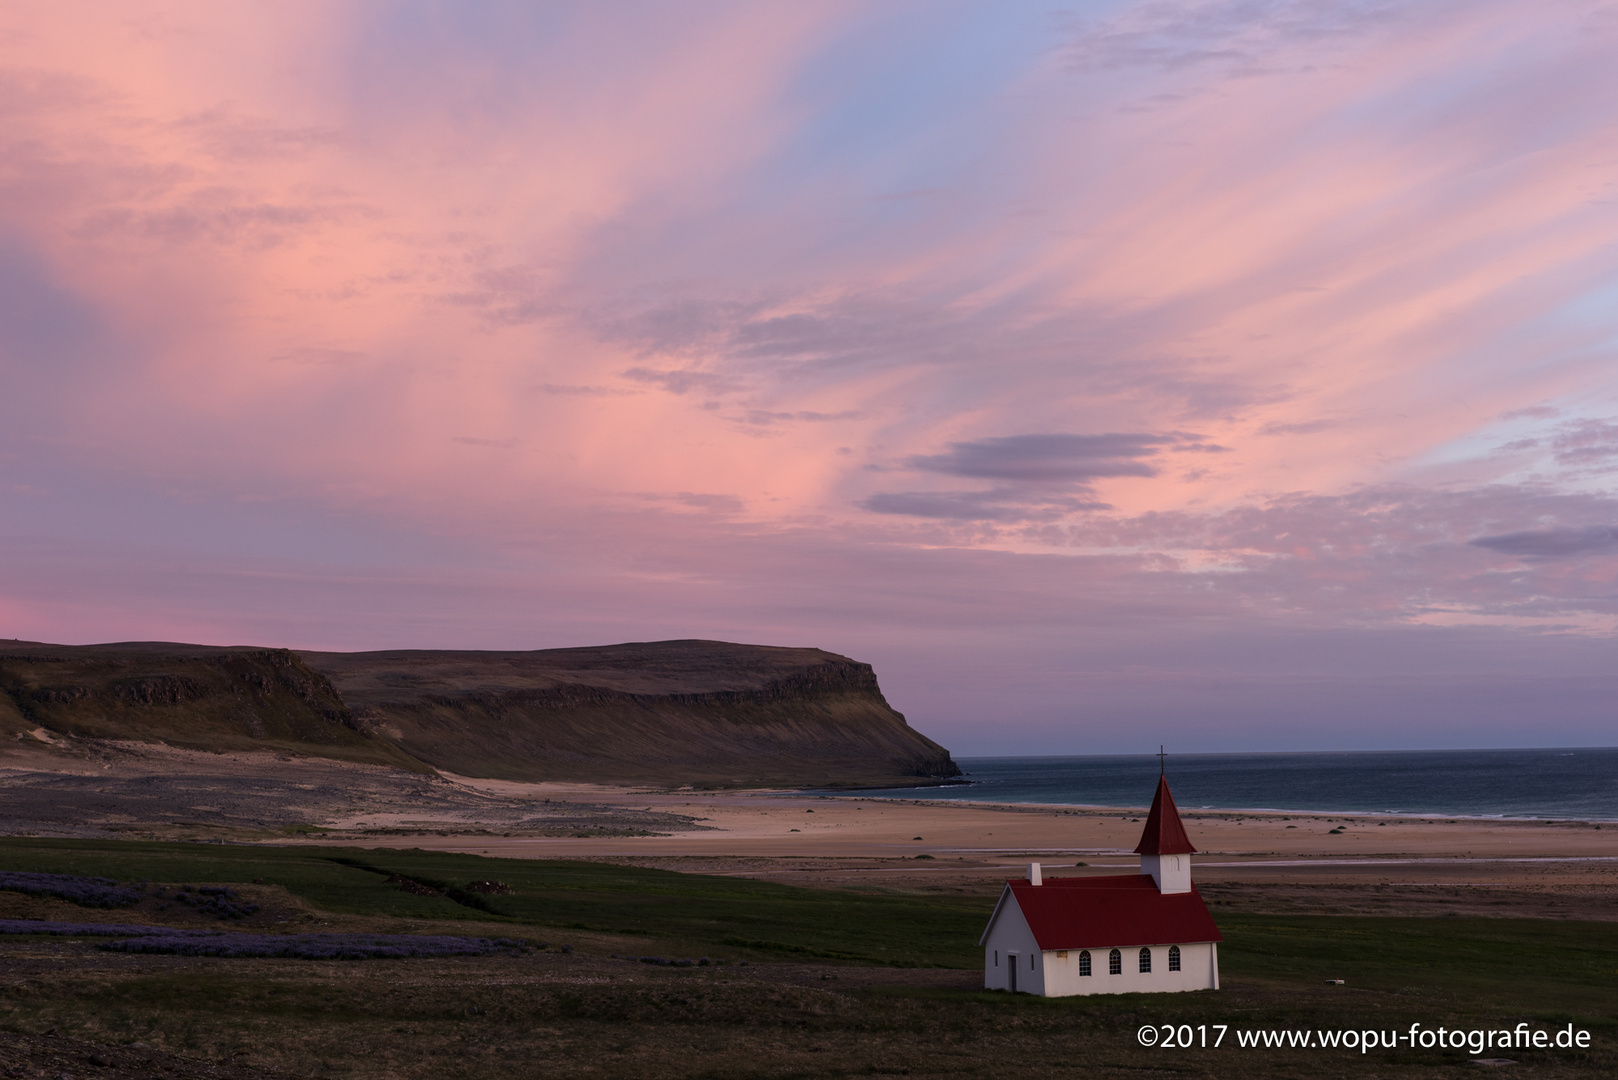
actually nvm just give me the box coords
[905,433,1173,483]
[1472,526,1618,559]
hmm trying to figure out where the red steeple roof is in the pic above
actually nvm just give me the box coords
[1133,774,1196,855]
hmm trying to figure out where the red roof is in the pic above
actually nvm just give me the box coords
[1133,775,1197,855]
[989,875,1222,950]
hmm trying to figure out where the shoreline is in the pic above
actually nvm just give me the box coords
[7,738,1613,824]
[809,792,1618,824]
[1,742,1614,920]
[840,746,1618,822]
[285,779,1618,866]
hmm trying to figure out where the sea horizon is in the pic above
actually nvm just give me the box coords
[821,746,1618,823]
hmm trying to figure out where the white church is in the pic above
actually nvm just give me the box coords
[979,772,1222,996]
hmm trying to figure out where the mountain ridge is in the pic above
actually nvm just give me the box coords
[0,638,960,788]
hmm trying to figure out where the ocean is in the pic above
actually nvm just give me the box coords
[837,748,1618,821]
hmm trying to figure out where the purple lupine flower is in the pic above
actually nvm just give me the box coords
[0,917,530,959]
[0,919,211,937]
[0,872,141,908]
[99,932,531,959]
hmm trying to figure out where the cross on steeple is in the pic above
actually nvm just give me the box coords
[1157,745,1166,776]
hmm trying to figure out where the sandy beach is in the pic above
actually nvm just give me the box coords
[4,742,1612,918]
[297,775,1618,919]
[329,774,1616,859]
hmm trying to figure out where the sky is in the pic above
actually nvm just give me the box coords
[3,1,1617,756]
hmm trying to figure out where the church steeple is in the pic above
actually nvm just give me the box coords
[1134,769,1196,894]
[1133,774,1196,856]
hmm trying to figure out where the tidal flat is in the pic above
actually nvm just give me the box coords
[0,838,1613,1079]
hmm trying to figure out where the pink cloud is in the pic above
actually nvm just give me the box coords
[4,1,1618,750]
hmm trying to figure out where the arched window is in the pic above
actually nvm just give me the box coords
[1139,947,1152,973]
[1168,945,1181,971]
[1108,948,1122,975]
[1078,950,1091,976]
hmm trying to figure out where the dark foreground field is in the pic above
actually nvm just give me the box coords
[0,838,1612,1079]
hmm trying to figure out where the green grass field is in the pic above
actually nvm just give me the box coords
[0,837,989,965]
[0,837,1613,1078]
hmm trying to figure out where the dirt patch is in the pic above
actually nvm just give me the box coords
[0,742,707,841]
[0,1029,302,1079]
[386,874,446,897]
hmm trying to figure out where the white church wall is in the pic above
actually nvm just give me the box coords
[980,897,1045,994]
[1040,941,1218,997]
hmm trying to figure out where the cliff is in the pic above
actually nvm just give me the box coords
[0,639,960,788]
[0,642,426,771]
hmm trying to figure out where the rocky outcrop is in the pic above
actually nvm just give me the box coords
[0,639,960,788]
[0,643,425,771]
